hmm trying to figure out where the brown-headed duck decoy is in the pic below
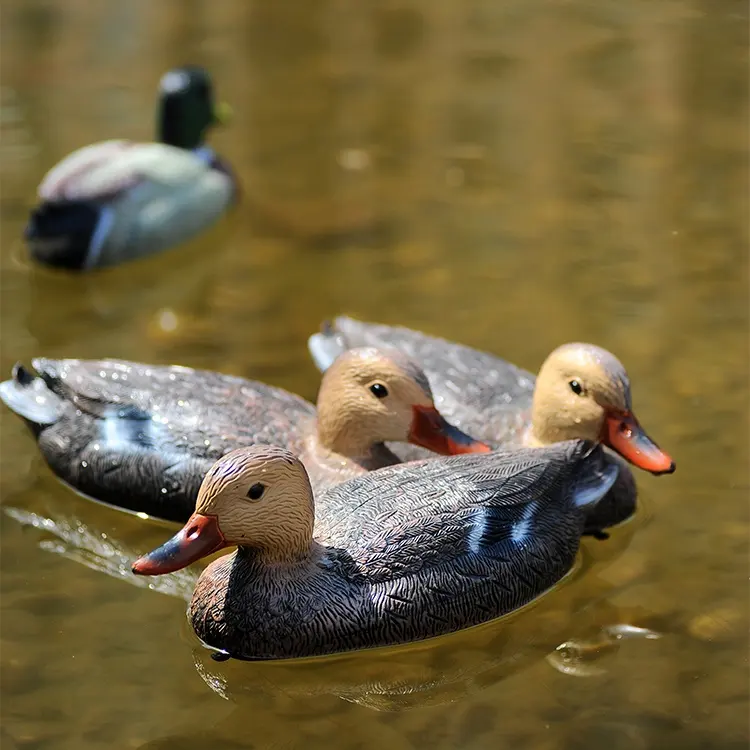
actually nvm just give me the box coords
[25,66,236,271]
[0,348,488,523]
[132,440,619,660]
[309,317,675,536]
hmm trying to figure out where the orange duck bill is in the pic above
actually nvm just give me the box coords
[132,513,227,576]
[409,405,491,455]
[602,411,675,475]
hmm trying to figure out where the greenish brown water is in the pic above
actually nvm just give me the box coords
[1,1,748,748]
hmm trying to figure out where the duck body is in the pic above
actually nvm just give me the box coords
[309,317,675,535]
[134,441,619,659]
[2,358,314,522]
[26,66,236,271]
[0,350,487,523]
[27,141,235,270]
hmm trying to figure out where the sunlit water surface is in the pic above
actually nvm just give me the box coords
[0,1,747,748]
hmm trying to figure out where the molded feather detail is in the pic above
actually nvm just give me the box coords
[181,441,605,659]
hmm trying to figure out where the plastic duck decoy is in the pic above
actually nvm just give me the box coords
[309,317,675,535]
[25,66,236,271]
[0,348,488,523]
[132,440,618,659]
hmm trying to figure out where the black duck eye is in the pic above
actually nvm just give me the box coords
[246,483,265,501]
[569,380,584,396]
[369,383,389,399]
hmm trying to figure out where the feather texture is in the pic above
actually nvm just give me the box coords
[187,441,612,659]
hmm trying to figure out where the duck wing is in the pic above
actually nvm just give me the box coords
[320,440,616,577]
[38,141,214,203]
[317,442,616,638]
[29,358,315,522]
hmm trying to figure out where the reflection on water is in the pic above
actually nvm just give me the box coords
[1,0,748,748]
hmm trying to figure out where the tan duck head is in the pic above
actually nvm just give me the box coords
[315,347,490,459]
[133,446,313,573]
[530,343,674,475]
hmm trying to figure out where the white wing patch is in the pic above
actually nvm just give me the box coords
[85,205,116,268]
[510,502,539,544]
[467,507,489,554]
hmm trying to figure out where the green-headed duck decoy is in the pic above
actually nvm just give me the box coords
[309,317,675,536]
[132,440,618,659]
[26,66,236,271]
[0,348,488,523]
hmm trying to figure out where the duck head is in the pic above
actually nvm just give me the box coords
[157,65,232,150]
[530,343,675,475]
[133,446,314,575]
[315,347,490,459]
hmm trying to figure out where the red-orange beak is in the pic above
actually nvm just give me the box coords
[602,411,675,475]
[132,513,227,576]
[409,405,491,456]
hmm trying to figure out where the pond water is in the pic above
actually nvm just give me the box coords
[0,1,747,748]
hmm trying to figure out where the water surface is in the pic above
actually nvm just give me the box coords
[1,1,748,748]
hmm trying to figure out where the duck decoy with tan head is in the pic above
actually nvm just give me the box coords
[0,348,488,523]
[133,440,618,660]
[309,317,675,535]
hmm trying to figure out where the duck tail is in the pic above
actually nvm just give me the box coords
[26,200,101,270]
[570,443,619,510]
[307,320,349,372]
[0,363,65,433]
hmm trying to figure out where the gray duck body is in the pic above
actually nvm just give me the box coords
[27,65,237,270]
[27,143,235,270]
[1,354,463,523]
[309,316,637,533]
[1,358,317,522]
[189,441,615,659]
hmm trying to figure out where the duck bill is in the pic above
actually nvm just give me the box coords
[132,513,226,576]
[213,101,233,125]
[602,411,675,475]
[409,405,491,455]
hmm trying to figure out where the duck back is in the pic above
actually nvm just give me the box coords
[4,359,315,522]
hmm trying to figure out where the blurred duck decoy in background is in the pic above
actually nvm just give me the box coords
[132,440,619,660]
[25,65,236,271]
[309,317,675,536]
[0,348,489,524]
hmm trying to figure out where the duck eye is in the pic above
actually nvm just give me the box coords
[569,380,584,396]
[246,483,265,501]
[369,383,389,399]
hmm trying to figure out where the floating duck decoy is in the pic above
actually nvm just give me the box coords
[0,348,488,523]
[309,317,675,535]
[132,440,619,660]
[25,66,236,271]
[4,472,644,704]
